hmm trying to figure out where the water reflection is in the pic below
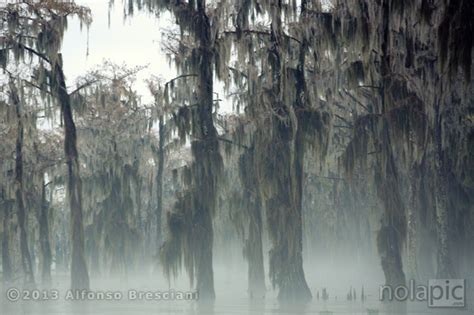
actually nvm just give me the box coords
[1,278,471,315]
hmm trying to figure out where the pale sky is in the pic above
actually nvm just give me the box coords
[62,0,177,105]
[62,0,232,113]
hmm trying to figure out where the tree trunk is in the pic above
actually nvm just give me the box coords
[244,40,266,299]
[375,153,406,286]
[189,0,220,300]
[434,102,456,278]
[246,209,265,299]
[376,0,406,287]
[89,237,100,276]
[1,197,13,283]
[155,115,165,251]
[11,79,35,286]
[132,163,144,268]
[54,55,90,290]
[263,2,312,301]
[406,169,418,280]
[240,148,266,299]
[292,2,312,299]
[39,177,52,284]
[265,133,312,301]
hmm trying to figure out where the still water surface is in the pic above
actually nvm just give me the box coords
[0,272,471,315]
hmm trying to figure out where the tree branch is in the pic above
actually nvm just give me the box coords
[217,136,250,150]
[343,89,369,112]
[22,79,53,96]
[165,74,198,87]
[69,79,101,96]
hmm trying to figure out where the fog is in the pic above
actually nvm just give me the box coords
[1,246,472,314]
[1,1,473,315]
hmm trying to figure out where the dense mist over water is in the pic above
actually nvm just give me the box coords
[1,252,472,315]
